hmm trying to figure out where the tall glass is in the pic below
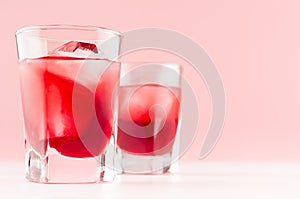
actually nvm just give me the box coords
[116,62,182,174]
[16,25,121,183]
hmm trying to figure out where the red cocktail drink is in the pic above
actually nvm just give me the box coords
[117,84,180,155]
[20,56,119,158]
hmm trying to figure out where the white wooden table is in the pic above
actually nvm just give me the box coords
[1,161,300,199]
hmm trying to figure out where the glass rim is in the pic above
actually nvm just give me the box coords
[15,24,121,37]
[121,62,182,73]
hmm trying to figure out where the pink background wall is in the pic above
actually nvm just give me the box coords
[1,0,300,161]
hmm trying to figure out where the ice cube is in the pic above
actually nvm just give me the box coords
[57,41,98,53]
[51,41,99,57]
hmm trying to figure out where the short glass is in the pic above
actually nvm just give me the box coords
[16,25,121,183]
[115,62,182,174]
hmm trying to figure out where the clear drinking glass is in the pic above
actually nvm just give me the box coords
[16,25,121,183]
[116,62,182,174]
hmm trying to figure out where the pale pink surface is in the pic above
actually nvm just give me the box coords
[1,0,300,161]
[2,161,300,198]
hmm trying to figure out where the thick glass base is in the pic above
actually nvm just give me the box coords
[25,148,114,183]
[116,150,178,174]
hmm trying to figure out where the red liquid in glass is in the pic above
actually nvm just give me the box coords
[20,56,119,158]
[117,84,180,156]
